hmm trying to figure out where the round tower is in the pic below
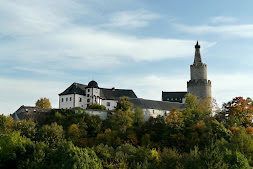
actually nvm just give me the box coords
[187,41,211,101]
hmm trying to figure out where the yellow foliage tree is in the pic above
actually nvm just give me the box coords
[35,97,51,109]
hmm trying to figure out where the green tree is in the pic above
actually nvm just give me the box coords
[35,97,52,109]
[109,96,134,134]
[133,107,144,126]
[0,131,48,169]
[67,124,81,143]
[0,114,15,134]
[87,103,106,110]
[230,127,253,166]
[14,119,37,140]
[38,122,65,148]
[224,150,251,169]
[183,94,214,127]
[46,141,102,169]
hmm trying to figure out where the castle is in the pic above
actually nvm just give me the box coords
[12,41,211,121]
[162,41,212,102]
[57,41,211,120]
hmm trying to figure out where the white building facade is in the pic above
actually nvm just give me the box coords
[59,81,137,110]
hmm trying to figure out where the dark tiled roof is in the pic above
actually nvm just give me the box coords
[129,98,184,111]
[162,91,187,103]
[11,105,52,122]
[100,88,137,100]
[59,83,87,96]
[11,106,53,125]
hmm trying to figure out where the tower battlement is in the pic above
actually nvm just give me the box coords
[187,79,211,87]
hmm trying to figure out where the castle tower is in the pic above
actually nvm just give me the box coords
[187,41,211,100]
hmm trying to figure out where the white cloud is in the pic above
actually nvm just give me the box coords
[210,16,237,24]
[175,24,253,38]
[105,9,160,28]
[0,0,81,35]
[0,1,215,72]
[0,77,68,115]
[0,25,214,71]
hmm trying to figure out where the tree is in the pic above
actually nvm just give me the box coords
[38,122,65,148]
[46,141,102,169]
[15,119,37,140]
[35,97,51,109]
[133,107,144,126]
[224,150,251,169]
[109,97,134,134]
[166,108,185,131]
[218,97,253,127]
[0,131,48,169]
[230,127,253,166]
[0,114,15,134]
[87,103,106,110]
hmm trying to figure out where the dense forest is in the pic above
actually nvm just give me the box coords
[1,95,253,169]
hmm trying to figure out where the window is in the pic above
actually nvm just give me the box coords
[87,104,89,107]
[153,110,154,114]
[79,98,82,102]
[87,94,90,97]
[87,99,90,102]
[88,89,90,92]
[62,98,64,102]
[107,102,110,106]
[70,97,72,101]
[66,98,68,102]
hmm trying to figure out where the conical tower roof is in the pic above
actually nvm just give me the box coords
[194,41,203,65]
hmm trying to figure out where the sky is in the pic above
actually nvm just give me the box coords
[1,0,253,115]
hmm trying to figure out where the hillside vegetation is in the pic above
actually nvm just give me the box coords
[1,95,253,169]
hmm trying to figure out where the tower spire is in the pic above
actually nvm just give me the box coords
[194,41,202,65]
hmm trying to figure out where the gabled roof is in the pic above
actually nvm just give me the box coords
[59,83,87,96]
[11,105,51,122]
[162,91,187,103]
[100,88,137,100]
[129,98,184,111]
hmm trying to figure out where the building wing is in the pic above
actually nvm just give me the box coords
[162,91,187,103]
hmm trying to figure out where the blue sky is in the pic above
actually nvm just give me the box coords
[1,0,253,115]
